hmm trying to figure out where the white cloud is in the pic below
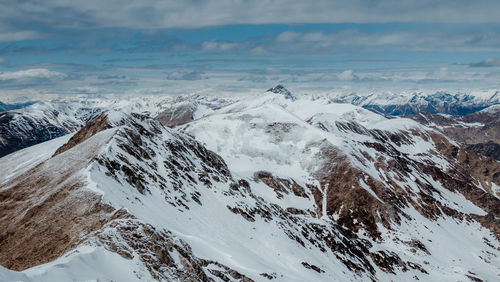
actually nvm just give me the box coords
[0,31,40,42]
[276,31,300,42]
[469,58,500,67]
[0,69,67,81]
[201,40,241,52]
[337,70,357,81]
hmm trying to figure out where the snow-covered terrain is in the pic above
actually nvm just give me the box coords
[328,89,499,116]
[0,95,235,157]
[0,86,499,281]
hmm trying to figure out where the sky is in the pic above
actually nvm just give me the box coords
[1,0,500,101]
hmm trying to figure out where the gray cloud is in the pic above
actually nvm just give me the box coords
[468,58,500,67]
[1,0,500,30]
[166,70,205,80]
[262,30,500,54]
[194,29,500,57]
[98,74,128,80]
[0,30,40,42]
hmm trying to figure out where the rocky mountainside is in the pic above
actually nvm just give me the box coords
[2,87,499,158]
[1,87,499,281]
[330,90,499,116]
[0,101,104,157]
[0,96,233,158]
[407,105,500,160]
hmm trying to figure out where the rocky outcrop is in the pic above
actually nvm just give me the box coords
[467,141,500,161]
[408,109,500,145]
[155,104,194,127]
[267,84,296,100]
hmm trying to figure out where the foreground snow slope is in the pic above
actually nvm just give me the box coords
[0,87,499,281]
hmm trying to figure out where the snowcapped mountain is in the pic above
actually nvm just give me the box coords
[1,86,499,281]
[0,95,234,157]
[329,90,500,116]
[0,101,37,113]
[2,86,498,158]
[0,100,105,157]
[407,105,500,160]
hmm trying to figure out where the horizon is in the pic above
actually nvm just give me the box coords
[1,1,500,102]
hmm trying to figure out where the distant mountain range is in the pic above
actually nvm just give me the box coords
[0,101,37,112]
[329,90,499,116]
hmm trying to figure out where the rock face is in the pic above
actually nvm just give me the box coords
[154,95,231,127]
[407,106,500,160]
[0,91,499,281]
[467,141,500,161]
[0,111,71,158]
[155,104,194,127]
[0,102,105,157]
[0,96,233,158]
[267,84,296,100]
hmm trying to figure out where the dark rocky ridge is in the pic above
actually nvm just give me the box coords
[0,106,104,157]
[0,112,71,157]
[467,141,500,161]
[407,108,500,160]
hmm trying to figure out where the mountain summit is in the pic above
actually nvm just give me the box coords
[266,84,296,100]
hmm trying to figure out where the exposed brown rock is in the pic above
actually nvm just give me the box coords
[301,262,325,273]
[467,141,500,161]
[0,136,125,270]
[254,171,308,199]
[53,114,111,156]
[408,110,500,148]
[155,104,194,127]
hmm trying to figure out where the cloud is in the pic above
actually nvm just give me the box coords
[165,71,205,80]
[468,58,500,67]
[201,40,241,52]
[2,0,500,31]
[337,70,358,81]
[264,29,500,54]
[0,68,66,81]
[238,75,268,83]
[97,74,128,80]
[0,68,68,89]
[0,30,40,42]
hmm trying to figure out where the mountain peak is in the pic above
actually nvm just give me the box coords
[266,84,295,100]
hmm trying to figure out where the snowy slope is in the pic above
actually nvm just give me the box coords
[0,87,499,281]
[0,95,234,157]
[329,89,500,116]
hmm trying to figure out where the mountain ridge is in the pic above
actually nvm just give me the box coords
[0,88,499,281]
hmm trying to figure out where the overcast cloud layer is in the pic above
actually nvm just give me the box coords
[3,0,500,29]
[0,1,499,101]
